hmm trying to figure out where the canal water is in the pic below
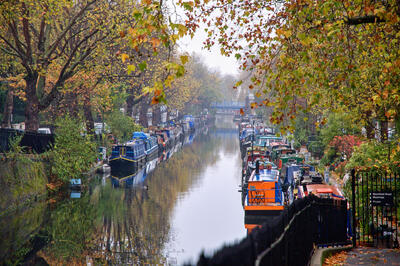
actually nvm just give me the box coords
[0,117,246,265]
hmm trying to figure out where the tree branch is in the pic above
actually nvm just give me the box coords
[21,3,33,63]
[346,15,386,25]
[44,0,96,61]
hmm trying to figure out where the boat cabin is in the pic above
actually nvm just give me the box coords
[244,167,284,212]
[254,135,284,149]
[298,183,344,200]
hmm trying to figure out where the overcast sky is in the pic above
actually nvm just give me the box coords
[178,35,239,77]
[169,0,240,77]
[178,31,240,77]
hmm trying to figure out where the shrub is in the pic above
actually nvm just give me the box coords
[105,111,142,143]
[50,115,97,182]
[345,140,393,171]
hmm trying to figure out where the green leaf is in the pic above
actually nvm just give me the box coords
[139,61,147,71]
[182,2,193,11]
[176,65,185,77]
[133,12,142,21]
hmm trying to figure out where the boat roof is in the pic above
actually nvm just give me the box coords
[306,184,343,197]
[250,169,279,182]
[132,132,149,140]
[257,135,282,139]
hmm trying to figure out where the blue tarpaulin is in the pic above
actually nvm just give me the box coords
[132,132,148,140]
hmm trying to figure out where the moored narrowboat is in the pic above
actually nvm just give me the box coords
[132,132,159,160]
[243,164,285,231]
[109,139,146,175]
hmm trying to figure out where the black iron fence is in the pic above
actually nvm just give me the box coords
[351,169,399,248]
[196,195,349,266]
[0,128,54,154]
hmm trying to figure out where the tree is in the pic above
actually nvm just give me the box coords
[0,0,120,130]
[181,0,400,138]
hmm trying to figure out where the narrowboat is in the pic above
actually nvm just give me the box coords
[243,164,285,230]
[109,139,146,175]
[161,128,175,148]
[254,135,284,148]
[132,132,159,159]
[297,183,344,200]
[183,115,195,132]
[155,130,168,151]
[240,127,255,143]
[279,163,316,205]
[276,154,304,169]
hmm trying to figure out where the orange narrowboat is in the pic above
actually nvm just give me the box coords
[244,164,285,233]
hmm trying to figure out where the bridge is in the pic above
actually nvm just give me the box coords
[210,101,245,110]
[210,101,245,115]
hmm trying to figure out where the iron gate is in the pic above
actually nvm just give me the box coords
[351,169,400,248]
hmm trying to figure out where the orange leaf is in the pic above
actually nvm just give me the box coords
[151,97,159,105]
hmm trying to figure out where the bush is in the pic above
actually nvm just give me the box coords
[345,140,395,171]
[50,115,97,182]
[105,111,142,143]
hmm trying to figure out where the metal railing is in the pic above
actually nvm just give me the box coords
[196,195,349,266]
[0,128,54,154]
[351,169,399,248]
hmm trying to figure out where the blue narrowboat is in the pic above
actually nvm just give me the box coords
[183,115,195,132]
[109,139,146,175]
[132,132,159,159]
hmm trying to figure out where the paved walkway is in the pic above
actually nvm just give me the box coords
[343,247,400,265]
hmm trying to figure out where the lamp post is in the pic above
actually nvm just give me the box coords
[251,120,255,161]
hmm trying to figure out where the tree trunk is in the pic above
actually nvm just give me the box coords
[395,113,400,137]
[84,96,94,134]
[25,77,40,131]
[380,119,388,142]
[1,87,14,128]
[365,112,375,139]
[126,95,134,117]
[66,91,79,118]
[139,100,148,127]
[152,104,161,126]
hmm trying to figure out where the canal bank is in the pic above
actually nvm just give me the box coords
[0,159,48,216]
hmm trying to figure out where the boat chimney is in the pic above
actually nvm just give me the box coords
[255,159,260,174]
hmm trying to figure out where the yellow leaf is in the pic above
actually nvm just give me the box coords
[121,53,129,63]
[180,55,189,64]
[283,30,292,38]
[127,64,136,74]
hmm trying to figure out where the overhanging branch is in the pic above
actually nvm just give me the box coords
[346,15,385,25]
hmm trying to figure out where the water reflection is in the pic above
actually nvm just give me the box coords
[1,121,246,265]
[0,201,47,264]
[165,122,245,264]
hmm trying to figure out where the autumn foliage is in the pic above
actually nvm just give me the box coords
[329,135,363,161]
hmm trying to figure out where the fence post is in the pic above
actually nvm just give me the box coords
[351,169,356,248]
